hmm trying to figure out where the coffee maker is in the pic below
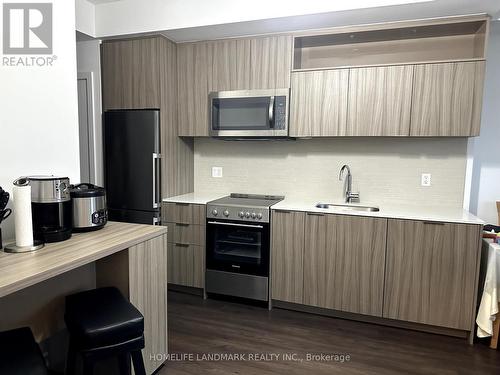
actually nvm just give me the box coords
[27,176,73,243]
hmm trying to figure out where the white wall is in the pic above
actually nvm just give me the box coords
[0,0,80,240]
[93,0,500,40]
[75,0,96,37]
[194,138,468,208]
[468,21,500,224]
[76,40,103,186]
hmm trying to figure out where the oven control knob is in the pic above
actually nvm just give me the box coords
[245,212,251,218]
[223,210,229,217]
[251,212,256,219]
[238,211,244,218]
[212,209,218,216]
[257,213,263,220]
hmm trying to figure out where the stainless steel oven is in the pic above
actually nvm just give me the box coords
[206,220,270,277]
[205,194,284,302]
[209,89,289,138]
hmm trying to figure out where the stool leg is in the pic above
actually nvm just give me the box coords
[118,353,131,375]
[130,350,146,375]
[82,356,94,375]
[65,338,78,375]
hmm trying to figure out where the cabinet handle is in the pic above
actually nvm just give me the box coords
[307,212,325,217]
[423,221,445,225]
[175,202,189,206]
[174,242,190,247]
[274,210,292,214]
[175,222,189,227]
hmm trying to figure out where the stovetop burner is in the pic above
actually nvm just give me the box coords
[206,193,284,223]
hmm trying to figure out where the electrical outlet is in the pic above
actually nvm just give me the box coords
[421,173,431,187]
[212,167,223,178]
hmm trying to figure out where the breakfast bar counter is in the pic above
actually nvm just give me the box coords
[0,221,168,375]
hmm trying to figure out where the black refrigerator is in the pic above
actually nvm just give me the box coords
[104,109,161,225]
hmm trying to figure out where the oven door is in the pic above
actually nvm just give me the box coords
[206,220,270,277]
[209,89,289,137]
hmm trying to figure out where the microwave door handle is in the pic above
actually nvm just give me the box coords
[268,96,275,128]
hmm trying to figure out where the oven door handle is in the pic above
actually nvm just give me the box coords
[207,221,264,229]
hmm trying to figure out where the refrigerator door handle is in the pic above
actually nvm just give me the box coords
[152,217,161,226]
[152,153,161,208]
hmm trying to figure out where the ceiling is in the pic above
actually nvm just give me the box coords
[82,0,500,41]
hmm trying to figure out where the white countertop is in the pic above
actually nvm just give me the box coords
[272,198,484,225]
[162,192,224,205]
[161,193,484,225]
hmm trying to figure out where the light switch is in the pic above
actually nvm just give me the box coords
[212,167,223,178]
[421,173,431,187]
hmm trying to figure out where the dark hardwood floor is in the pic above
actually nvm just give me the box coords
[160,291,500,375]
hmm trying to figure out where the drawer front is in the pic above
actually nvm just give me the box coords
[167,242,205,289]
[166,222,205,246]
[163,203,206,225]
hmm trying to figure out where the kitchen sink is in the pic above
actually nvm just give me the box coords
[315,203,380,212]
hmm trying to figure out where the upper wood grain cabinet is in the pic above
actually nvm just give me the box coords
[102,38,161,110]
[303,213,387,316]
[207,38,252,91]
[410,61,485,136]
[271,210,306,304]
[250,35,292,89]
[177,42,210,136]
[383,219,481,330]
[289,70,349,137]
[347,65,413,136]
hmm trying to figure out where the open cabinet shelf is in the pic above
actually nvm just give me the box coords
[293,18,488,71]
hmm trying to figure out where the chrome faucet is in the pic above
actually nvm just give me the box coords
[339,165,360,203]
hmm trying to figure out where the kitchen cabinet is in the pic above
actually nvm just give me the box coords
[410,61,485,136]
[250,35,293,89]
[177,42,210,137]
[177,35,292,136]
[102,38,161,110]
[101,36,194,198]
[347,65,413,136]
[289,69,349,137]
[207,38,252,91]
[303,213,387,316]
[163,203,206,289]
[271,210,306,303]
[383,219,481,330]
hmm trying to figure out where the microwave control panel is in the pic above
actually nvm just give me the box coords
[274,96,287,130]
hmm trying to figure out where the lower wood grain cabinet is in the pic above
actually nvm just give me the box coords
[163,203,206,289]
[383,219,481,330]
[303,213,387,316]
[271,210,306,303]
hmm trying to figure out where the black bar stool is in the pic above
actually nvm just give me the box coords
[0,327,50,375]
[64,287,146,375]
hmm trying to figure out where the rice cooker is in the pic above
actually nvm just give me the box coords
[69,184,107,232]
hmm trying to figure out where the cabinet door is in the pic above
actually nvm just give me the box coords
[167,243,194,286]
[384,220,481,329]
[271,210,305,303]
[129,234,168,375]
[304,213,387,316]
[290,70,349,137]
[347,65,413,136]
[250,35,292,89]
[410,61,485,136]
[177,42,210,136]
[102,38,161,110]
[207,39,251,92]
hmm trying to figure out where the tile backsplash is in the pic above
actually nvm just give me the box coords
[194,137,467,208]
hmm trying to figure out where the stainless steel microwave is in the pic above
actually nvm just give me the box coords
[209,88,289,138]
